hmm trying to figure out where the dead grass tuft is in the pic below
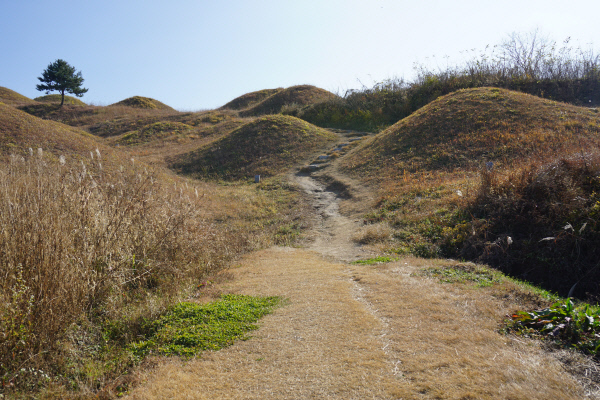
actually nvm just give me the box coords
[353,223,392,244]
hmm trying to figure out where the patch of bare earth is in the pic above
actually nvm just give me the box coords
[126,141,595,399]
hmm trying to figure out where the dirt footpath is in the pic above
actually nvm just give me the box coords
[125,141,594,399]
[126,247,588,399]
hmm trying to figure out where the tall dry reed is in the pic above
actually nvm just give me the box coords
[0,150,225,387]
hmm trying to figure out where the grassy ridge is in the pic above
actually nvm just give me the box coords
[238,85,337,117]
[220,88,283,111]
[297,35,599,132]
[342,87,600,177]
[0,87,36,106]
[0,102,111,161]
[110,96,175,111]
[171,114,337,180]
[343,88,600,299]
[34,94,86,106]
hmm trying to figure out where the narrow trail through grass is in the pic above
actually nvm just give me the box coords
[127,246,589,399]
[126,132,596,399]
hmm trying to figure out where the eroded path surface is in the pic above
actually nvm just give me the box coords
[127,142,595,399]
[291,174,374,262]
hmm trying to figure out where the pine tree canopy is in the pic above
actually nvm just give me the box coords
[36,59,88,106]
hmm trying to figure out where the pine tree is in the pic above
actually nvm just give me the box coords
[36,59,88,106]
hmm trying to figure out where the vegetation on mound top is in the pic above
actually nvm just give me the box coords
[220,88,283,110]
[298,32,599,132]
[34,94,86,106]
[116,121,195,145]
[0,102,114,161]
[171,114,337,180]
[239,85,337,117]
[341,87,600,178]
[0,87,36,106]
[111,96,175,111]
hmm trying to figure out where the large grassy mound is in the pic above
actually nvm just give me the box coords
[239,85,337,117]
[34,94,86,106]
[111,96,175,111]
[116,121,195,145]
[171,114,337,179]
[220,88,283,110]
[0,87,36,106]
[0,102,126,169]
[342,87,600,179]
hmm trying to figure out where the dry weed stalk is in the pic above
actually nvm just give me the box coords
[0,151,223,385]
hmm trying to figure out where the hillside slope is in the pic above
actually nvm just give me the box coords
[0,102,127,169]
[341,87,600,179]
[34,94,86,106]
[0,87,37,107]
[239,85,337,117]
[171,114,337,179]
[220,88,283,110]
[111,96,175,111]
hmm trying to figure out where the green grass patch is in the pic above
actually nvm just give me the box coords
[421,263,503,287]
[130,294,281,358]
[352,256,398,265]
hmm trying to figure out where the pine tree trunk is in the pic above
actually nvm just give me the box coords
[60,89,65,107]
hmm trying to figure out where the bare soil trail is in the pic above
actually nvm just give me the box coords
[126,131,596,399]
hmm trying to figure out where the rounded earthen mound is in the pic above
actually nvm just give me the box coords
[34,94,86,106]
[220,88,283,111]
[171,114,337,179]
[111,96,174,111]
[342,87,600,176]
[239,85,338,117]
[0,87,36,106]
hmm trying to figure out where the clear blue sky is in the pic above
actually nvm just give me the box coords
[1,0,598,110]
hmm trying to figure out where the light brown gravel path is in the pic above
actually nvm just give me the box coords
[126,247,590,400]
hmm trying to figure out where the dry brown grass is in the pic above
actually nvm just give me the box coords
[0,87,36,107]
[352,223,392,244]
[341,87,600,181]
[0,150,309,396]
[126,248,591,399]
[34,94,86,106]
[0,154,216,387]
[171,115,337,180]
[355,257,592,399]
[219,88,283,111]
[109,96,174,111]
[238,85,337,117]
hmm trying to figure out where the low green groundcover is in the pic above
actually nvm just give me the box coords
[130,294,281,357]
